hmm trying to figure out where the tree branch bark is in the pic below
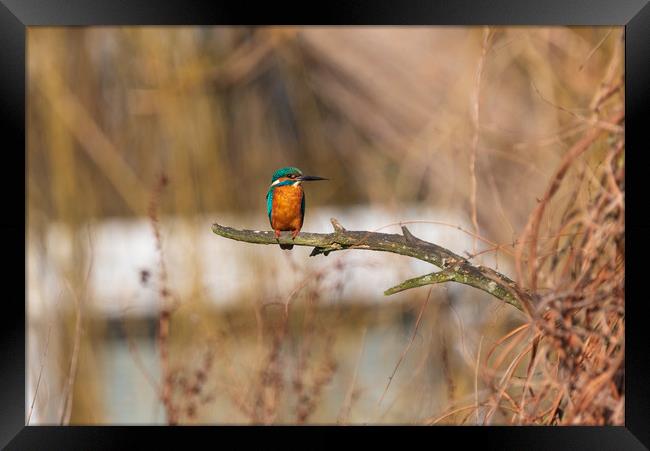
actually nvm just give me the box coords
[211,219,532,313]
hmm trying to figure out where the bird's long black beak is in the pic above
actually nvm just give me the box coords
[297,175,328,182]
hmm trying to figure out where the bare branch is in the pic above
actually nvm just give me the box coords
[211,220,531,312]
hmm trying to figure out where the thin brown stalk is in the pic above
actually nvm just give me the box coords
[578,29,613,72]
[377,287,432,408]
[337,327,367,424]
[469,27,491,254]
[58,228,93,425]
[27,323,53,425]
[58,282,83,425]
[474,336,484,424]
[149,172,178,425]
[425,403,480,425]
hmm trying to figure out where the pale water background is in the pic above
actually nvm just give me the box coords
[27,205,518,423]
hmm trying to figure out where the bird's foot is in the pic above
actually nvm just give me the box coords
[274,229,282,240]
[291,229,300,240]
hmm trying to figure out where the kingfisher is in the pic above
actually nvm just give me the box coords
[266,166,327,250]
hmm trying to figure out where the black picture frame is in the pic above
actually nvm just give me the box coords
[3,0,649,449]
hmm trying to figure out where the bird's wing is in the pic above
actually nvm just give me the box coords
[266,188,274,225]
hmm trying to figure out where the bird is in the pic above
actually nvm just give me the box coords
[266,166,327,250]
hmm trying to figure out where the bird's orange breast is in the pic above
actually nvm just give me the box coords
[271,185,304,232]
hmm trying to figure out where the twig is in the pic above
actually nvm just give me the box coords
[531,81,623,134]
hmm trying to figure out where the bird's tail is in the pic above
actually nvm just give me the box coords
[279,243,294,250]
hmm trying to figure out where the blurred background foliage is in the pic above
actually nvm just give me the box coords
[26,26,623,424]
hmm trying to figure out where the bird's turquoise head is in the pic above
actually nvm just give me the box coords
[271,166,303,183]
[269,166,328,186]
